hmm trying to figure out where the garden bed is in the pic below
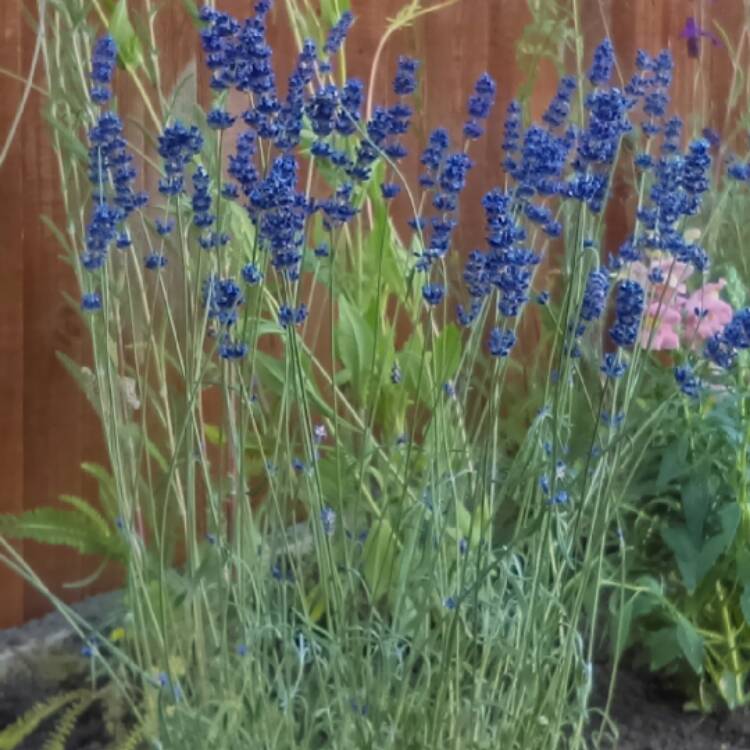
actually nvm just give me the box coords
[3,598,750,750]
[0,593,121,750]
[592,660,750,750]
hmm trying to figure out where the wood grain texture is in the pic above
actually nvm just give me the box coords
[0,0,25,630]
[19,0,90,620]
[0,0,746,626]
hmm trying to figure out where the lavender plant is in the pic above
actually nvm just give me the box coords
[2,0,748,747]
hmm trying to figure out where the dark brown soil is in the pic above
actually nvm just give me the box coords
[592,662,750,750]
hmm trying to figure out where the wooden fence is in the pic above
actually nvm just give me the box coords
[0,0,746,628]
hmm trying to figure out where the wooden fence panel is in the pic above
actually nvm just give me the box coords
[0,0,746,627]
[0,0,26,630]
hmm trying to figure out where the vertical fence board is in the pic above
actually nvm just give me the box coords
[0,0,25,630]
[19,4,92,621]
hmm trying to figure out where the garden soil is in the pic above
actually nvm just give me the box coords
[593,660,750,750]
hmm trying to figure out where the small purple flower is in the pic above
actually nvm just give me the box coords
[539,475,550,495]
[279,303,308,328]
[155,218,174,236]
[422,283,445,306]
[218,338,247,360]
[242,263,263,285]
[144,253,168,270]
[488,327,516,358]
[674,365,701,398]
[380,182,401,200]
[601,353,628,379]
[681,17,720,59]
[702,127,720,147]
[207,108,236,130]
[81,291,102,312]
[549,490,569,506]
[313,424,327,443]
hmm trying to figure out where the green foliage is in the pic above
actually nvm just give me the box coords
[613,374,750,709]
[0,503,127,562]
[40,693,97,750]
[109,0,143,70]
[516,0,577,100]
[0,690,92,750]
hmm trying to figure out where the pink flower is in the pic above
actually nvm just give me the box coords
[641,301,682,351]
[683,280,733,345]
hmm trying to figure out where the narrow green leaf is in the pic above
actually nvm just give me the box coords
[56,351,98,411]
[58,494,111,537]
[0,508,125,561]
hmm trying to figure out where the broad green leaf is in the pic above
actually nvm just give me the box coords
[719,669,744,709]
[380,225,410,299]
[676,616,704,674]
[321,0,351,26]
[608,592,635,661]
[662,503,740,592]
[741,587,750,625]
[656,433,690,489]
[179,0,201,21]
[432,323,461,387]
[737,547,750,585]
[254,348,333,420]
[362,517,400,601]
[109,0,143,70]
[305,582,328,623]
[254,350,286,396]
[401,329,429,406]
[647,626,682,671]
[681,476,710,543]
[336,297,375,400]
